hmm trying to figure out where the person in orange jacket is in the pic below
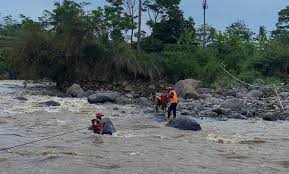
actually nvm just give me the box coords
[167,85,177,121]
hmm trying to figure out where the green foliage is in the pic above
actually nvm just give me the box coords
[1,0,289,89]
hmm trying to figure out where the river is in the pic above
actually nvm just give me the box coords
[0,80,289,174]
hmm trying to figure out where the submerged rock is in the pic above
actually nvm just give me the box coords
[88,92,120,104]
[167,116,201,131]
[66,84,84,97]
[14,96,28,101]
[39,101,60,107]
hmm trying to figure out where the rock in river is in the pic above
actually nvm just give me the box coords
[14,96,28,101]
[262,112,278,121]
[39,101,61,107]
[167,116,201,131]
[66,84,84,97]
[88,92,120,104]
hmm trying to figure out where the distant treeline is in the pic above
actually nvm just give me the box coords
[0,0,289,87]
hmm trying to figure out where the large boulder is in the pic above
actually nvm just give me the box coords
[88,92,120,104]
[247,90,264,99]
[66,84,84,97]
[221,98,244,112]
[174,79,199,99]
[167,116,201,131]
[101,118,117,135]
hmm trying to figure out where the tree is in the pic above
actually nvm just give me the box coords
[123,0,138,45]
[274,6,289,35]
[152,6,195,44]
[225,20,254,41]
[272,6,289,45]
[256,26,267,50]
[143,0,180,28]
[137,0,142,52]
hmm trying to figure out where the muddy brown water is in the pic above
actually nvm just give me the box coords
[0,80,289,174]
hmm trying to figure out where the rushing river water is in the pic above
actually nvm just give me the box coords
[0,80,289,174]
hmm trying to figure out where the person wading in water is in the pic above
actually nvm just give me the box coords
[167,85,178,121]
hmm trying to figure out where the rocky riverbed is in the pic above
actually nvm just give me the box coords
[1,80,289,174]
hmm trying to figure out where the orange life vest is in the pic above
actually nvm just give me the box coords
[169,90,177,104]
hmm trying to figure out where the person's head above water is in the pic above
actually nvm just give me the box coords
[95,112,104,120]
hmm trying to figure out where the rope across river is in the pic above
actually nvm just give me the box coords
[0,127,88,152]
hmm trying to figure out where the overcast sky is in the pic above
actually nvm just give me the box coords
[1,0,289,33]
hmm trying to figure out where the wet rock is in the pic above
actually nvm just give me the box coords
[14,96,28,101]
[247,90,264,99]
[174,79,199,99]
[88,92,120,104]
[221,98,244,112]
[197,88,211,94]
[101,118,117,135]
[167,116,201,131]
[116,96,135,105]
[66,84,84,97]
[262,112,278,121]
[39,101,60,107]
[77,91,89,98]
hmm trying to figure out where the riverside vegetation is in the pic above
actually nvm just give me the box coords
[0,0,289,89]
